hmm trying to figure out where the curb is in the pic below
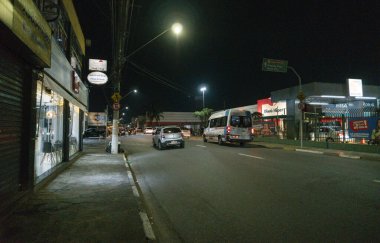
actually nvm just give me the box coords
[254,142,380,162]
[123,154,156,241]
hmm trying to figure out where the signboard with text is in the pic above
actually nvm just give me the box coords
[347,117,378,139]
[89,59,107,72]
[88,112,107,126]
[262,58,288,73]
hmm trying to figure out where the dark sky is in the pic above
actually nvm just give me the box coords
[74,0,380,120]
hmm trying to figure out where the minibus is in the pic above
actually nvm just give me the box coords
[203,109,253,146]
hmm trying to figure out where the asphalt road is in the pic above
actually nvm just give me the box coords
[122,134,380,242]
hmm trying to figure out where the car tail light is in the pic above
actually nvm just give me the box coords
[226,126,231,134]
[181,132,184,138]
[250,128,254,134]
[161,134,165,139]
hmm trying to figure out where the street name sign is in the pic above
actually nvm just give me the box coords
[262,58,288,73]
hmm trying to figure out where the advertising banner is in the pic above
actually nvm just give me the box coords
[347,117,379,138]
[88,112,107,126]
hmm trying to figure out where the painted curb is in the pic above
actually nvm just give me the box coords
[295,149,324,154]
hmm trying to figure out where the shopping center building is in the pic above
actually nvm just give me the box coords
[258,82,380,141]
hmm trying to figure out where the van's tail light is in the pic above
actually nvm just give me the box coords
[226,126,231,134]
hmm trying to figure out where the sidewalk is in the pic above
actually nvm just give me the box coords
[0,139,150,242]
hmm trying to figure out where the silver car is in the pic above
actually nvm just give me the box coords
[152,126,185,150]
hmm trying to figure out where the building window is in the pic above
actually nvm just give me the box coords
[35,81,64,179]
[69,103,80,157]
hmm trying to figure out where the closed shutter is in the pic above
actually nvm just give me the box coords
[0,47,26,200]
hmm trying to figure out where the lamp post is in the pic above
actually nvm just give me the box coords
[110,23,183,154]
[200,86,207,108]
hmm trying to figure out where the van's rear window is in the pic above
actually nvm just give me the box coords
[230,116,252,128]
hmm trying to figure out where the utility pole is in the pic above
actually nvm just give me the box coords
[110,0,131,154]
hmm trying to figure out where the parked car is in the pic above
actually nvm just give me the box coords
[144,127,154,134]
[152,126,185,150]
[181,127,191,138]
[83,128,105,138]
[309,126,348,142]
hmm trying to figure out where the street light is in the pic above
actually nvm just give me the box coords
[124,23,183,61]
[111,23,183,154]
[200,86,207,108]
[120,89,137,101]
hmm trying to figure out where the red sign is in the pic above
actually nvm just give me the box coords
[349,119,369,132]
[113,103,120,110]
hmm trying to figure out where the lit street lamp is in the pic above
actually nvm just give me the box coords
[200,86,207,108]
[120,89,137,101]
[111,22,183,154]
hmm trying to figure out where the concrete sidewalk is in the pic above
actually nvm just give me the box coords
[0,139,151,242]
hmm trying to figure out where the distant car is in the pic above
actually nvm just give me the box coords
[83,128,105,138]
[144,127,154,134]
[152,126,185,150]
[309,126,348,142]
[181,127,191,138]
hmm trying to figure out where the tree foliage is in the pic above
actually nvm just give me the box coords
[146,104,164,125]
[194,108,214,127]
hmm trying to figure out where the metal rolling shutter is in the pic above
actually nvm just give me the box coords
[0,47,26,200]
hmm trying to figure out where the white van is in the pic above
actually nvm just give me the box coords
[203,109,253,146]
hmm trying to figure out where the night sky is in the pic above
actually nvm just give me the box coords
[74,0,380,120]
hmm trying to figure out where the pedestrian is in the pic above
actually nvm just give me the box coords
[371,119,380,144]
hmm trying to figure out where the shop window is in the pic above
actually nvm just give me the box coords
[69,103,80,157]
[35,81,64,179]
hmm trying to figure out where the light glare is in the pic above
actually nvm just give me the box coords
[172,23,183,35]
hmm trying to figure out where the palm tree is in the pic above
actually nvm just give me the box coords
[146,104,164,126]
[194,107,214,127]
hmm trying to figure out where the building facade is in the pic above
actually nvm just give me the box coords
[0,0,88,218]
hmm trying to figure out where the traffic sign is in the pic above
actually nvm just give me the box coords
[113,103,120,110]
[262,58,288,73]
[298,102,305,110]
[111,92,122,103]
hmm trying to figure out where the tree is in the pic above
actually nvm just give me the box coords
[194,108,214,127]
[252,111,263,121]
[146,104,164,126]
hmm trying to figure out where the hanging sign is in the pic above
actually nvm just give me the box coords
[89,59,107,72]
[87,71,108,85]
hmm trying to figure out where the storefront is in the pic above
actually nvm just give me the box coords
[35,39,88,182]
[270,82,380,141]
[0,0,52,214]
[253,98,287,138]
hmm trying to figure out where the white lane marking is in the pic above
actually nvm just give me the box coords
[296,149,324,154]
[238,153,264,160]
[139,212,156,240]
[338,153,361,159]
[196,145,207,148]
[373,180,380,183]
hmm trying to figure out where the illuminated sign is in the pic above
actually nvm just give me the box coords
[348,78,363,97]
[87,71,108,85]
[89,59,107,72]
[262,101,287,117]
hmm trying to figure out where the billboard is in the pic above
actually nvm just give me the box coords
[347,117,379,139]
[88,112,107,126]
